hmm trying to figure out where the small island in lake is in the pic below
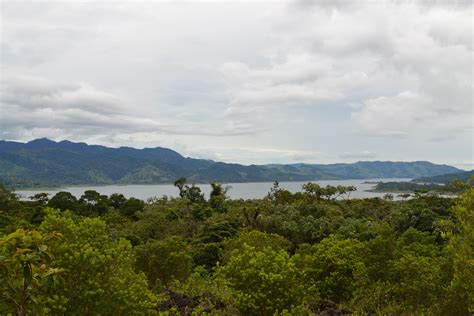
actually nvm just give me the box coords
[367,181,443,193]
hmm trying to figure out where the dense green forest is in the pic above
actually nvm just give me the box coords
[368,181,472,195]
[412,170,474,184]
[368,181,444,193]
[0,139,461,188]
[1,178,473,315]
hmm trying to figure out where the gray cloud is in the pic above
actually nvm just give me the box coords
[338,151,377,160]
[0,75,259,141]
[222,1,472,141]
[0,1,471,167]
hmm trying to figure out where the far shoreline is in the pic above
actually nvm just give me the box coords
[12,177,413,192]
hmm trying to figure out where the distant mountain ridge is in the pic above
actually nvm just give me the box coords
[0,138,462,188]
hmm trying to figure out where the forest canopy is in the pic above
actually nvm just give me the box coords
[0,178,473,315]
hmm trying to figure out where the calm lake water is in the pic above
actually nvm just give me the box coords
[16,178,411,201]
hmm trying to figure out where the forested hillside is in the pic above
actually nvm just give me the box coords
[413,170,474,184]
[1,179,473,315]
[0,139,461,188]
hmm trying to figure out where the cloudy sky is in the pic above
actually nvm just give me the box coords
[0,0,472,168]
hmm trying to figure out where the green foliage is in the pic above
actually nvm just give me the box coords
[135,236,192,287]
[0,229,63,315]
[0,139,462,187]
[172,266,236,314]
[78,190,109,216]
[389,251,442,312]
[47,191,78,211]
[266,181,297,204]
[123,201,189,243]
[370,181,445,193]
[0,183,18,211]
[1,177,472,314]
[294,235,366,303]
[185,185,206,204]
[257,203,344,244]
[352,227,445,314]
[39,210,157,315]
[217,244,303,315]
[209,181,228,212]
[173,177,187,197]
[191,218,239,268]
[119,197,145,218]
[413,170,474,185]
[108,193,127,208]
[442,178,473,195]
[222,230,291,263]
[302,183,356,200]
[441,187,474,314]
[173,177,205,204]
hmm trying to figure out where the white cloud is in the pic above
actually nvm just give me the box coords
[339,150,377,160]
[0,75,260,141]
[219,1,472,142]
[0,0,471,166]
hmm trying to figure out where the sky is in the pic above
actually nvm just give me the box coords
[0,0,472,169]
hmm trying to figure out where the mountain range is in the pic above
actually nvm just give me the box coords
[0,138,463,188]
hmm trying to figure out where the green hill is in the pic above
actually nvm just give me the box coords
[0,139,462,188]
[412,170,474,184]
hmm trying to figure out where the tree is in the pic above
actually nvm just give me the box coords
[441,178,472,196]
[0,183,18,211]
[267,181,295,204]
[389,251,442,312]
[441,186,474,314]
[353,227,443,314]
[0,229,63,315]
[135,236,192,288]
[217,244,302,315]
[78,190,109,216]
[173,178,205,204]
[108,193,127,209]
[186,185,205,204]
[302,183,323,200]
[39,210,156,314]
[335,185,357,200]
[29,193,49,205]
[174,177,188,198]
[48,192,78,212]
[267,180,281,200]
[302,183,356,201]
[210,181,228,212]
[293,235,366,303]
[119,197,145,218]
[172,266,236,314]
[125,200,189,243]
[191,219,239,269]
[257,204,344,244]
[222,230,291,263]
[398,193,411,200]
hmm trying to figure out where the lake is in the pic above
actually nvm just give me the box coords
[16,178,411,201]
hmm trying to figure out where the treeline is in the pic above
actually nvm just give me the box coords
[412,170,474,185]
[370,179,471,196]
[0,179,473,315]
[370,181,443,192]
